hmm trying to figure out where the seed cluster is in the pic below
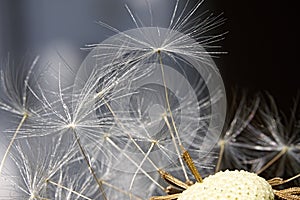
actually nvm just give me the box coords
[178,170,274,200]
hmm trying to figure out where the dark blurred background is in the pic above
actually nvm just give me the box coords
[217,1,300,114]
[222,1,299,113]
[0,0,299,114]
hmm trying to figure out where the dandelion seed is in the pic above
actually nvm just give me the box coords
[0,56,44,176]
[235,93,300,184]
[72,0,227,198]
[7,134,77,199]
[27,64,117,198]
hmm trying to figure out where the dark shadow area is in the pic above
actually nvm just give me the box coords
[212,0,300,113]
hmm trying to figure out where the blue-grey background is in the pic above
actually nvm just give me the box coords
[0,0,299,113]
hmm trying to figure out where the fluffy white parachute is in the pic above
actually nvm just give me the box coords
[73,25,226,198]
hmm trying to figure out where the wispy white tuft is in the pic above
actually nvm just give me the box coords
[7,134,77,199]
[235,93,300,183]
[0,56,47,176]
[72,1,227,198]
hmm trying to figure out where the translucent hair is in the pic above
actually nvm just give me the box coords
[72,10,226,199]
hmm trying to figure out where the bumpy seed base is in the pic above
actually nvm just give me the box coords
[178,170,274,200]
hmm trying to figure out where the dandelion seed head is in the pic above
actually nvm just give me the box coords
[178,170,275,200]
